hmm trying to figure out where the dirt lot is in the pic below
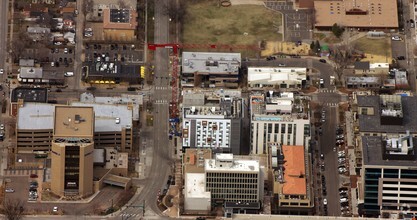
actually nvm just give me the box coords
[183,0,281,57]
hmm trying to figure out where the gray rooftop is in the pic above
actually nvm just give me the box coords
[19,59,35,67]
[362,135,417,167]
[182,52,241,74]
[11,87,48,103]
[17,103,54,130]
[357,95,417,133]
[346,76,380,84]
[20,67,43,79]
[71,102,132,132]
[182,93,205,107]
[354,61,370,70]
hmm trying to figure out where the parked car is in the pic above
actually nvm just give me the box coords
[397,56,405,60]
[5,188,14,193]
[53,206,58,212]
[392,36,402,41]
[319,59,327,63]
[30,174,38,178]
[0,124,4,130]
[323,198,328,205]
[340,198,348,203]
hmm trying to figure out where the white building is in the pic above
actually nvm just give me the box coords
[205,154,263,203]
[250,92,310,155]
[247,67,307,89]
[184,173,211,212]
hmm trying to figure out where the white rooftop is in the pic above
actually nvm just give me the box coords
[216,153,234,161]
[71,102,132,132]
[185,173,211,199]
[80,92,142,121]
[17,103,54,130]
[248,67,306,85]
[370,63,389,69]
[205,158,260,172]
[182,52,241,74]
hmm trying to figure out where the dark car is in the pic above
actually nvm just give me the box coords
[30,174,38,178]
[397,56,405,60]
[319,59,327,63]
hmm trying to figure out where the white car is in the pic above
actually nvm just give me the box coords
[0,69,3,74]
[5,188,14,193]
[115,117,120,124]
[53,207,58,212]
[51,62,55,67]
[340,198,348,203]
[64,48,68,54]
[0,124,4,130]
[323,198,328,205]
[64,72,74,77]
[392,36,402,41]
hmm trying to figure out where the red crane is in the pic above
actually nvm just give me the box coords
[147,43,259,119]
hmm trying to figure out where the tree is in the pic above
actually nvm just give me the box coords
[310,41,315,50]
[1,199,25,220]
[332,23,344,38]
[315,40,321,53]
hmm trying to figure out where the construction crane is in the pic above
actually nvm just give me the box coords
[147,43,259,137]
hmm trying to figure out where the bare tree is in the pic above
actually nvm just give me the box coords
[9,29,32,63]
[1,199,25,220]
[330,32,358,81]
[84,0,94,14]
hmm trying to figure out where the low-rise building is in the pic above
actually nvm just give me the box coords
[247,67,307,89]
[10,87,48,117]
[102,8,138,41]
[270,143,313,215]
[354,62,389,75]
[181,52,241,88]
[250,92,311,155]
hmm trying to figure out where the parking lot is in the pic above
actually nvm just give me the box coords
[84,43,144,64]
[265,1,313,42]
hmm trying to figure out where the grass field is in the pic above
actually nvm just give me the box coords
[183,0,281,51]
[355,37,391,57]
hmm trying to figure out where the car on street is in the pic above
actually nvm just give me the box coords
[397,56,405,60]
[320,78,324,87]
[278,63,286,67]
[320,154,324,159]
[340,198,348,203]
[64,72,74,77]
[64,48,68,54]
[323,198,327,205]
[0,124,4,130]
[53,206,58,213]
[319,59,327,63]
[5,188,14,193]
[0,69,3,74]
[392,36,402,41]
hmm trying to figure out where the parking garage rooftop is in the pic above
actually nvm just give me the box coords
[11,87,48,103]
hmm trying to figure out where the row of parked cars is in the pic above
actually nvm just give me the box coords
[29,174,38,201]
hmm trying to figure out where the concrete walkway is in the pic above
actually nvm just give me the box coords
[230,0,264,5]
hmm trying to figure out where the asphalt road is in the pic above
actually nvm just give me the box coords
[72,0,85,90]
[319,106,341,216]
[0,0,7,75]
[116,0,173,218]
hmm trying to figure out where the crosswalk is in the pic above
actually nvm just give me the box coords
[319,89,337,93]
[155,87,168,90]
[154,100,168,104]
[121,213,141,218]
[325,103,339,107]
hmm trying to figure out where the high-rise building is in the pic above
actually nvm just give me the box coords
[250,92,310,155]
[51,106,95,197]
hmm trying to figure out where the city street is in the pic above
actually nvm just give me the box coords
[117,0,173,218]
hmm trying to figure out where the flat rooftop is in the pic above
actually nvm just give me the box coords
[357,96,417,133]
[282,145,306,196]
[183,148,213,174]
[185,173,210,199]
[11,87,48,103]
[182,52,241,74]
[247,67,307,84]
[17,103,54,130]
[86,62,141,78]
[54,106,94,137]
[362,136,417,167]
[71,102,132,132]
[314,0,398,28]
[103,8,137,30]
[205,158,260,173]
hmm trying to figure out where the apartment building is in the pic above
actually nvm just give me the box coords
[51,106,94,197]
[182,93,244,154]
[181,52,241,88]
[250,92,310,155]
[269,143,313,215]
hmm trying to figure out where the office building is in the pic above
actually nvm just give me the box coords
[51,106,94,197]
[205,154,263,204]
[360,133,417,217]
[250,92,310,155]
[16,101,133,153]
[269,143,313,215]
[181,52,241,88]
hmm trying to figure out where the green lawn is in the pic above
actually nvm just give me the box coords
[183,0,281,47]
[354,37,391,57]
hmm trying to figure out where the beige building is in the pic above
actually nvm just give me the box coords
[102,8,137,41]
[314,0,398,29]
[51,106,95,197]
